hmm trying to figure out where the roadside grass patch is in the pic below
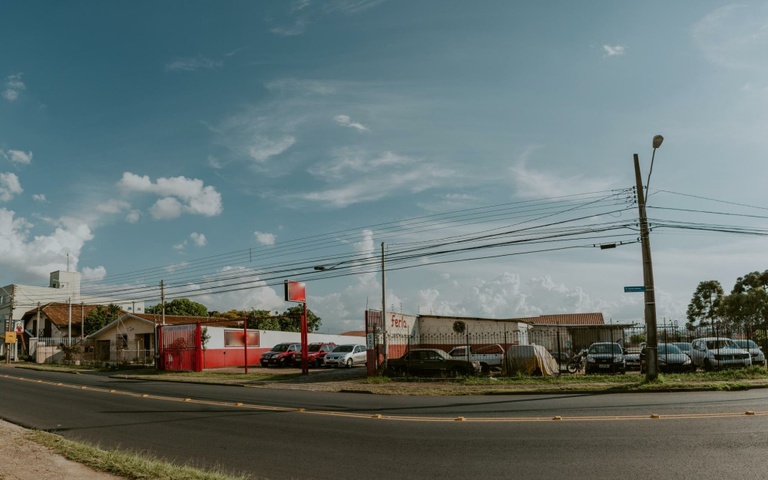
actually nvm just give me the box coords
[27,430,253,480]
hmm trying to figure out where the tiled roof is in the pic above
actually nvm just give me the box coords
[21,303,121,327]
[517,313,605,326]
[130,313,240,327]
[339,330,366,337]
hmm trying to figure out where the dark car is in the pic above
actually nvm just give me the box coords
[291,342,336,367]
[585,342,626,374]
[640,343,694,373]
[260,342,301,367]
[671,342,692,357]
[387,348,481,377]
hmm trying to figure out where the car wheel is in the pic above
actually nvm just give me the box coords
[346,358,353,368]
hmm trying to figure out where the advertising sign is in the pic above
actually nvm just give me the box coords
[284,281,306,302]
[5,331,16,344]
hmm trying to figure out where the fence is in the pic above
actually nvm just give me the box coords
[31,337,155,366]
[381,323,768,376]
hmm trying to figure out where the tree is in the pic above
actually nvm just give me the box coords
[146,298,209,317]
[84,304,122,335]
[723,270,768,337]
[275,306,322,332]
[685,280,724,331]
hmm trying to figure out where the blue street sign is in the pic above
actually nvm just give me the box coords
[624,286,646,293]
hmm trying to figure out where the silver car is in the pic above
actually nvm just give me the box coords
[323,344,367,368]
[689,337,751,371]
[732,339,766,367]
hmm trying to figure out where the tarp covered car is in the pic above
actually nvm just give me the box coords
[505,344,558,376]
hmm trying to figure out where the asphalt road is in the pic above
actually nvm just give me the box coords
[2,367,768,480]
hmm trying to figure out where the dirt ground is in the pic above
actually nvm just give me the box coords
[0,419,122,480]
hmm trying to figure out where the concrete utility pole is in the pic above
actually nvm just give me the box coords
[381,242,388,366]
[634,134,664,381]
[160,280,166,325]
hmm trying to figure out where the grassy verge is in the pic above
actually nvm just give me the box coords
[27,430,255,480]
[357,367,768,395]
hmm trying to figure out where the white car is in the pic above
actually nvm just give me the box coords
[323,344,367,368]
[689,337,751,371]
[732,339,766,367]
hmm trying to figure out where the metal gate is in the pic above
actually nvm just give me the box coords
[158,323,202,372]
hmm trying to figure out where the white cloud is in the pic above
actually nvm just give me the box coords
[150,197,184,219]
[510,149,617,199]
[691,5,768,70]
[302,149,454,207]
[0,173,23,202]
[248,136,296,162]
[254,231,276,246]
[3,73,25,101]
[190,232,207,247]
[208,155,222,169]
[117,172,223,220]
[186,266,286,312]
[125,209,141,223]
[0,208,94,280]
[3,150,33,165]
[265,78,336,95]
[602,44,626,57]
[32,194,46,203]
[96,199,131,214]
[165,56,223,72]
[81,266,107,281]
[271,0,384,36]
[334,114,370,132]
[173,241,186,250]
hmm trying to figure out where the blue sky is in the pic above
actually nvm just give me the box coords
[3,1,768,333]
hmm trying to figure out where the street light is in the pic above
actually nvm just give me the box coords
[634,134,663,381]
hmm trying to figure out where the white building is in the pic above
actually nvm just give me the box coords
[1,270,145,359]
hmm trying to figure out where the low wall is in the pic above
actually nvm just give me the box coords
[200,327,366,369]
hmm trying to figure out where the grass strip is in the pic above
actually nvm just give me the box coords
[27,430,255,480]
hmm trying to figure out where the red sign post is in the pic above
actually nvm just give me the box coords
[285,281,309,375]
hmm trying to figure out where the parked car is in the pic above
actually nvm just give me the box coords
[323,344,367,368]
[447,344,504,373]
[671,342,692,358]
[585,342,625,374]
[624,352,641,371]
[291,342,336,367]
[731,339,766,367]
[387,348,481,377]
[640,343,693,373]
[260,342,302,368]
[689,337,751,371]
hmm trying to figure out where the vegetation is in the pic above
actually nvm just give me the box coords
[84,304,122,335]
[27,429,251,480]
[146,298,209,317]
[686,271,768,345]
[210,307,323,332]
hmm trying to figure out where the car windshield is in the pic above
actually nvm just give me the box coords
[658,344,682,355]
[588,344,621,355]
[673,343,690,351]
[734,340,758,349]
[271,344,292,352]
[308,344,322,352]
[706,339,736,349]
[333,345,354,353]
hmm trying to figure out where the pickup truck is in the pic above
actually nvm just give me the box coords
[447,344,504,373]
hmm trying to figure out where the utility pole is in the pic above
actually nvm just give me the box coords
[635,152,659,380]
[160,280,166,325]
[381,242,388,366]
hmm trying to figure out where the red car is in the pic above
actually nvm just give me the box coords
[292,342,336,368]
[260,342,301,367]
